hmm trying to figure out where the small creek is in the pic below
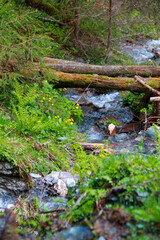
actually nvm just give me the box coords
[1,38,160,239]
[122,38,160,64]
[64,38,160,153]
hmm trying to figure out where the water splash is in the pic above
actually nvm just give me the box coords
[122,38,160,64]
[84,91,122,110]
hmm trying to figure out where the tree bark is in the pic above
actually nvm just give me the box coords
[26,57,159,92]
[33,67,160,92]
[42,57,160,77]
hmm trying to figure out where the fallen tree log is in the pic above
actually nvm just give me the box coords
[15,57,160,92]
[42,57,160,77]
[34,67,160,92]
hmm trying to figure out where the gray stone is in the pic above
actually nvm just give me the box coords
[0,170,12,175]
[52,226,92,240]
[44,171,59,185]
[145,126,160,139]
[4,163,13,170]
[44,171,77,188]
[59,172,76,187]
[0,188,16,210]
[134,136,143,142]
[106,107,133,124]
[66,178,76,187]
[0,162,15,176]
[0,176,28,193]
[114,133,129,142]
[39,196,67,212]
[30,173,42,179]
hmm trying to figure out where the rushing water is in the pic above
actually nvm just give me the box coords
[122,38,160,64]
[64,38,160,151]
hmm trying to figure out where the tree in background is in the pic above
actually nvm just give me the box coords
[13,0,160,64]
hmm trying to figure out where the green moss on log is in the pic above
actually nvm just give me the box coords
[25,0,59,15]
[146,79,160,89]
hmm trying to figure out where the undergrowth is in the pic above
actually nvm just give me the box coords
[0,1,159,239]
[64,146,160,239]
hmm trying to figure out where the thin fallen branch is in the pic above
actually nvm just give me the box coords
[39,208,66,214]
[65,191,88,218]
[0,107,8,112]
[134,75,160,96]
[40,17,66,26]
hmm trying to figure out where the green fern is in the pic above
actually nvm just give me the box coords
[12,82,47,135]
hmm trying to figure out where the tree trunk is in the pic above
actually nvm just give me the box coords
[25,57,160,92]
[42,57,160,77]
[32,68,160,92]
[73,0,80,41]
[105,0,112,63]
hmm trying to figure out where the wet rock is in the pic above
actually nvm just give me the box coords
[134,136,143,142]
[51,226,92,240]
[30,173,42,179]
[0,162,15,176]
[28,177,68,211]
[87,125,107,142]
[96,117,119,131]
[96,108,133,133]
[107,107,133,124]
[0,176,28,193]
[145,126,160,139]
[0,189,16,210]
[0,175,28,210]
[4,163,13,170]
[39,196,67,212]
[113,133,129,142]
